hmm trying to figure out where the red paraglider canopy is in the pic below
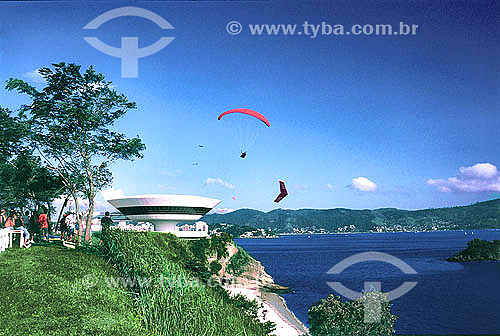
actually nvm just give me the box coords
[218,108,270,127]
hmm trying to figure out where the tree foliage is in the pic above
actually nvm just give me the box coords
[447,238,500,262]
[0,107,24,161]
[0,152,63,210]
[6,62,145,241]
[309,293,397,336]
[0,106,63,212]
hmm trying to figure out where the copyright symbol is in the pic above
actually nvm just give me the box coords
[82,274,99,288]
[226,21,242,35]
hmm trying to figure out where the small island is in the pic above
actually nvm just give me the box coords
[447,238,500,262]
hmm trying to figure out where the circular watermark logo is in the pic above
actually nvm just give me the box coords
[226,21,243,35]
[82,274,99,288]
[327,251,418,323]
[83,6,175,78]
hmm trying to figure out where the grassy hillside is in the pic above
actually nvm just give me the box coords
[1,233,273,336]
[202,199,500,233]
[96,230,273,336]
[0,245,146,336]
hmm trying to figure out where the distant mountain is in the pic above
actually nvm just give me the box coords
[202,199,500,234]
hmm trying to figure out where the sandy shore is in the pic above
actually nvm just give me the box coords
[225,285,309,336]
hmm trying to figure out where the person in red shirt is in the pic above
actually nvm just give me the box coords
[38,208,49,242]
[4,210,15,229]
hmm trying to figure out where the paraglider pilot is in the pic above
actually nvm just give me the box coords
[240,152,247,159]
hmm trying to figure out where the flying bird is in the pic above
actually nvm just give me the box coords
[274,180,288,203]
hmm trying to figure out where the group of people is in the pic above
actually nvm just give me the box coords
[0,208,50,247]
[59,211,80,243]
[1,207,114,247]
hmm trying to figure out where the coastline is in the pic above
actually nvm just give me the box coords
[275,228,500,236]
[217,242,308,335]
[225,284,309,336]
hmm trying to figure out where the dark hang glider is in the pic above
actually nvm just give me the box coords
[274,180,288,203]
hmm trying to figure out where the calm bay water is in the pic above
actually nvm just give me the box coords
[235,230,500,335]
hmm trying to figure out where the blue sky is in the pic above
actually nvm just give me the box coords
[0,0,498,212]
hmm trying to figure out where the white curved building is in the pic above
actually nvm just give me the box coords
[107,194,221,238]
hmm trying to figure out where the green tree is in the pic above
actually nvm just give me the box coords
[0,152,64,212]
[308,293,397,336]
[0,107,63,213]
[0,107,23,161]
[6,63,145,242]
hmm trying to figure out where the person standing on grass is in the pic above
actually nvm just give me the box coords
[29,211,39,243]
[22,211,30,229]
[99,211,113,245]
[59,213,68,241]
[38,208,49,241]
[66,212,76,242]
[16,211,30,247]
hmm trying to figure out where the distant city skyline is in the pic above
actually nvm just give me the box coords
[0,1,498,213]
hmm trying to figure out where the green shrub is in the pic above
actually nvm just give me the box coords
[210,260,223,275]
[227,246,251,276]
[309,293,397,336]
[208,232,233,259]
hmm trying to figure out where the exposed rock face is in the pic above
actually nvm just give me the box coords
[212,243,275,289]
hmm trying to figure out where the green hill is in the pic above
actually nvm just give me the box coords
[0,246,146,336]
[202,199,500,234]
[0,233,273,336]
[447,238,500,262]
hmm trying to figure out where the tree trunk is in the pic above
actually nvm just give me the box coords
[84,199,94,242]
[73,193,82,246]
[83,158,94,243]
[55,195,70,233]
[47,201,52,234]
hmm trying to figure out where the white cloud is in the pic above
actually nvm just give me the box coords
[215,208,236,214]
[350,177,377,192]
[459,163,498,179]
[292,184,309,191]
[52,192,116,218]
[101,188,125,201]
[23,69,45,84]
[428,163,500,193]
[205,177,234,190]
[327,183,335,190]
[157,184,176,191]
[161,169,183,177]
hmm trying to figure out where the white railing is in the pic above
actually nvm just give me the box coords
[0,228,10,252]
[0,228,24,252]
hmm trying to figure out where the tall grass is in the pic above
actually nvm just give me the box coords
[97,230,272,336]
